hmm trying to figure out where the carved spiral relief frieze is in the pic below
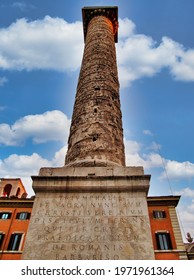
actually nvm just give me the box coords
[65,15,125,167]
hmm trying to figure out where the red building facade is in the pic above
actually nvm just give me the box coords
[148,196,187,260]
[0,178,189,260]
[0,179,33,260]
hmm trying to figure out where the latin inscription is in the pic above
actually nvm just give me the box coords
[27,192,151,259]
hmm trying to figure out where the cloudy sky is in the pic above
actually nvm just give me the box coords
[0,0,194,240]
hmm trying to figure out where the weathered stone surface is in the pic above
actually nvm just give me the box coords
[65,12,125,167]
[39,166,145,177]
[22,167,154,260]
[31,166,150,194]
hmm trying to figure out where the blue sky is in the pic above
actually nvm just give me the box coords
[0,0,194,240]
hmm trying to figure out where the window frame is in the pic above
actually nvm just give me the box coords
[153,210,166,219]
[7,233,23,251]
[3,184,12,197]
[16,212,31,220]
[0,212,12,220]
[155,232,173,250]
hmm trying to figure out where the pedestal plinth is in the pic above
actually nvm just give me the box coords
[22,166,155,260]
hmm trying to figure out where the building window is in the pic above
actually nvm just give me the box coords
[0,212,12,219]
[0,233,5,250]
[153,210,166,219]
[3,184,12,197]
[16,187,21,197]
[16,212,31,220]
[156,232,172,250]
[7,233,23,251]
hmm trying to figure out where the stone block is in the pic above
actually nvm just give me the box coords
[23,167,154,260]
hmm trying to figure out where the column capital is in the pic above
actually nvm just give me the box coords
[82,6,118,43]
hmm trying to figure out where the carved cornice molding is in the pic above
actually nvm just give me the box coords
[82,6,118,43]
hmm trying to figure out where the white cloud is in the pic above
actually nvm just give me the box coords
[118,18,136,38]
[0,124,17,145]
[117,25,194,87]
[171,49,194,81]
[124,138,163,169]
[0,16,194,87]
[175,187,194,198]
[0,144,68,197]
[143,153,163,169]
[0,76,8,86]
[0,16,83,71]
[124,139,141,154]
[174,188,194,236]
[125,139,194,182]
[124,139,145,166]
[163,160,194,179]
[124,139,194,182]
[0,153,51,196]
[0,111,69,196]
[11,2,35,11]
[19,177,33,196]
[143,130,153,136]
[0,110,71,146]
[146,141,161,152]
[52,145,68,166]
[177,202,194,240]
[0,153,50,176]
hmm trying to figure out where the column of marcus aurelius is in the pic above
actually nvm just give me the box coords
[22,7,155,260]
[65,7,125,167]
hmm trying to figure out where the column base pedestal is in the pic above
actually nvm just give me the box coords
[22,166,155,260]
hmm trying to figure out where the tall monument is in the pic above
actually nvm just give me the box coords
[65,7,125,168]
[23,6,155,260]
